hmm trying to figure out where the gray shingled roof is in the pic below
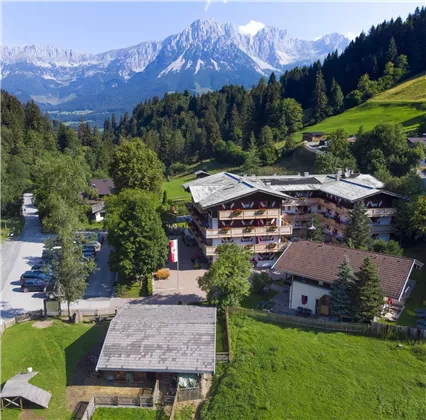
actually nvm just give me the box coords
[0,372,52,408]
[96,304,217,374]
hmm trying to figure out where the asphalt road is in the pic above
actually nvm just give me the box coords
[1,194,114,321]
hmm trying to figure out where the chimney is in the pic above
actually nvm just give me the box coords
[304,172,309,177]
[336,169,342,181]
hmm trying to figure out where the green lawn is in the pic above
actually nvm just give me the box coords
[216,316,228,353]
[115,273,143,298]
[77,220,104,232]
[163,174,194,201]
[240,290,278,310]
[398,243,426,327]
[1,320,109,420]
[1,217,25,243]
[175,405,196,420]
[92,407,167,419]
[201,314,426,420]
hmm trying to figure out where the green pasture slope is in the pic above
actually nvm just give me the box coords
[297,72,426,138]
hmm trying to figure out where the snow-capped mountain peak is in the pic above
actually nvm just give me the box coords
[0,18,349,122]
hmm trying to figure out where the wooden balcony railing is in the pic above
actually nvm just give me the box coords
[370,224,395,233]
[282,213,313,221]
[203,225,292,239]
[366,208,396,217]
[218,208,280,220]
[203,242,288,256]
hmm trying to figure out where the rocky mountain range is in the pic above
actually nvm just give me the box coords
[1,19,349,124]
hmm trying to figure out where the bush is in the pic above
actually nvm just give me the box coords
[251,272,273,293]
[169,162,189,176]
[146,277,153,296]
[154,268,170,280]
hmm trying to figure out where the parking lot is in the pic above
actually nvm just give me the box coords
[1,194,113,321]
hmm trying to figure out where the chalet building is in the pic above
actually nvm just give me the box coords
[86,178,115,222]
[272,241,422,316]
[183,171,405,264]
[302,132,326,142]
[96,304,216,399]
[182,172,294,265]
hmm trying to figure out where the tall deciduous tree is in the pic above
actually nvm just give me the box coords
[105,189,168,291]
[312,69,329,123]
[353,257,383,321]
[197,243,251,308]
[111,138,164,195]
[51,237,96,318]
[331,255,356,319]
[344,201,372,250]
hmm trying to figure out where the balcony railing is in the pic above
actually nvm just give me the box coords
[370,224,395,234]
[203,225,292,239]
[202,242,288,256]
[285,198,320,207]
[282,213,313,221]
[218,208,280,220]
[366,208,396,217]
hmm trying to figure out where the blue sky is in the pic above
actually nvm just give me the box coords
[2,2,424,53]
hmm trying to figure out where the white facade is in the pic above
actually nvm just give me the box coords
[290,280,331,314]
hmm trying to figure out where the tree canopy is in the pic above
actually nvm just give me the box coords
[197,243,252,308]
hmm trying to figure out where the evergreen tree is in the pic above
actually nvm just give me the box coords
[312,69,329,123]
[331,255,356,319]
[386,37,398,63]
[353,257,384,321]
[328,78,344,114]
[344,201,372,249]
[241,134,261,174]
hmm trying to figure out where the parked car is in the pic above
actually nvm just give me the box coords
[296,307,312,317]
[20,271,52,285]
[21,279,53,293]
[86,241,101,252]
[45,282,64,300]
[31,262,51,272]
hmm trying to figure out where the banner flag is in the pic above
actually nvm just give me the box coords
[169,239,178,263]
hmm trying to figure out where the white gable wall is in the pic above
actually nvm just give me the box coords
[290,280,331,314]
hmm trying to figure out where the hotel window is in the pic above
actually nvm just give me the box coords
[241,237,254,242]
[302,295,308,305]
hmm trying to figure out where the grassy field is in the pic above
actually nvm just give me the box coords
[1,320,109,420]
[1,217,25,243]
[201,314,426,420]
[92,407,167,419]
[295,72,426,138]
[398,243,426,327]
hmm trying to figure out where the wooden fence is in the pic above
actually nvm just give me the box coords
[216,352,230,362]
[177,386,202,402]
[224,309,232,360]
[0,310,44,336]
[228,307,426,340]
[93,394,153,408]
[168,394,178,420]
[81,396,96,420]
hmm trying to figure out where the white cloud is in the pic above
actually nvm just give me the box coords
[205,0,228,12]
[345,31,357,41]
[238,20,265,36]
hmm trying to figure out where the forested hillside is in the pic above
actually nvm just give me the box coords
[106,7,426,172]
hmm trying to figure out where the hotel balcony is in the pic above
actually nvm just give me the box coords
[366,208,396,217]
[202,241,289,256]
[282,213,313,222]
[202,225,292,239]
[218,208,281,220]
[370,224,395,234]
[284,198,320,207]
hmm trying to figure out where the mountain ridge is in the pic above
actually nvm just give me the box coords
[1,19,349,123]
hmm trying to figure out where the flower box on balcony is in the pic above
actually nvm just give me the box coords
[255,209,266,215]
[231,209,244,217]
[244,226,255,233]
[220,227,232,234]
[267,243,277,250]
[298,197,307,201]
[267,226,277,232]
[244,244,254,250]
